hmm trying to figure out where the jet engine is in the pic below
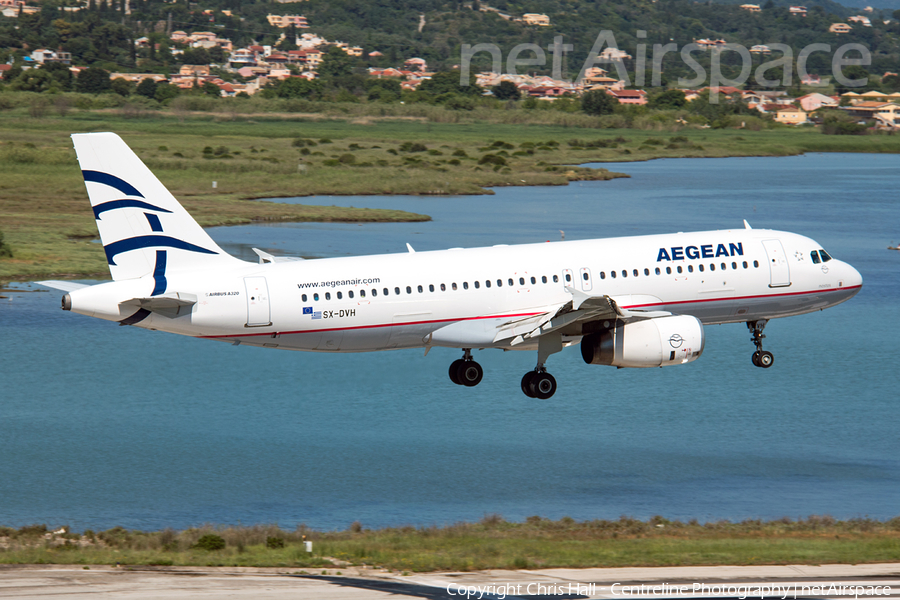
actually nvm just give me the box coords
[581,315,705,368]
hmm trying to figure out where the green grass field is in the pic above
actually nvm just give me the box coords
[2,517,899,571]
[2,106,900,280]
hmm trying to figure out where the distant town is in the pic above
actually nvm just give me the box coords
[1,0,899,130]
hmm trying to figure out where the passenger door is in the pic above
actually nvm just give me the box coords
[244,277,271,327]
[762,239,791,288]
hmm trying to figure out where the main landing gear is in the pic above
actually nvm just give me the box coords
[521,368,557,400]
[448,349,483,387]
[748,320,774,368]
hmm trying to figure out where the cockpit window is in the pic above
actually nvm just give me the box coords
[810,250,820,264]
[819,249,832,262]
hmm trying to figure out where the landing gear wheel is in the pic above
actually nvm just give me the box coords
[529,372,557,400]
[751,351,761,367]
[449,359,465,385]
[456,361,483,387]
[758,350,774,368]
[748,320,773,369]
[521,372,536,398]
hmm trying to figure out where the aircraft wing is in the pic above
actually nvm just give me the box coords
[493,288,670,347]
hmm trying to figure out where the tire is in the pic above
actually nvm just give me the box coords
[457,361,483,387]
[449,359,465,385]
[758,351,774,368]
[751,351,761,367]
[530,372,557,400]
[521,372,536,397]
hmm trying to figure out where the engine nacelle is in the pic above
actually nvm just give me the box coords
[581,315,705,368]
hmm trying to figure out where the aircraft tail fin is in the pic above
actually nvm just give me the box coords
[71,132,241,286]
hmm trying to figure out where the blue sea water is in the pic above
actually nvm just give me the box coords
[1,153,898,532]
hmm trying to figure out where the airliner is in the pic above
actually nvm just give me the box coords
[41,133,863,399]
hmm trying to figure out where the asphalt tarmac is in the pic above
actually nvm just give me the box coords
[2,563,899,599]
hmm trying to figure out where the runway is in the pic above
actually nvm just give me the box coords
[1,563,899,599]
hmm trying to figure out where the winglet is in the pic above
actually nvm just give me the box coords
[743,219,752,229]
[406,243,416,253]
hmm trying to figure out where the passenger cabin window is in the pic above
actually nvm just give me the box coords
[349,291,354,299]
[337,292,343,299]
[531,276,537,284]
[418,285,423,293]
[394,287,400,295]
[383,288,389,296]
[666,267,672,275]
[698,264,704,272]
[753,260,759,268]
[732,262,737,270]
[497,279,503,287]
[519,277,525,285]
[687,265,693,273]
[406,286,412,294]
[677,266,683,274]
[474,281,480,289]
[811,250,821,264]
[485,280,491,288]
[372,289,377,297]
[429,284,434,292]
[742,261,748,269]
[644,268,650,276]
[621,270,627,278]
[441,283,446,291]
[508,278,514,286]
[633,269,639,277]
[358,290,364,298]
[553,275,559,283]
[314,293,320,301]
[600,272,606,280]
[565,273,571,282]
[721,263,727,271]
[302,294,307,302]
[710,264,715,271]
[452,283,458,291]
[582,273,588,281]
[325,292,331,300]
[655,267,661,275]
[819,249,832,262]
[542,276,547,284]
[611,271,617,279]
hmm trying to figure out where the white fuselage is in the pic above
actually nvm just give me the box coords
[67,227,862,353]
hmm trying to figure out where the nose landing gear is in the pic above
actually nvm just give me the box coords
[448,349,484,387]
[748,320,774,368]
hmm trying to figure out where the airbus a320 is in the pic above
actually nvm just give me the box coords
[41,133,863,399]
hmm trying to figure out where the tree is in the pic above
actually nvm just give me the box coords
[75,67,111,94]
[581,89,617,115]
[154,83,180,103]
[181,47,211,65]
[317,46,355,80]
[493,80,521,100]
[11,69,56,92]
[276,76,322,99]
[136,77,157,99]
[199,81,221,97]
[649,89,686,110]
[110,77,133,97]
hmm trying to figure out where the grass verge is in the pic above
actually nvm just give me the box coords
[2,516,899,572]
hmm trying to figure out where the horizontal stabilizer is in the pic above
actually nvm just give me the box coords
[121,292,197,318]
[37,280,90,293]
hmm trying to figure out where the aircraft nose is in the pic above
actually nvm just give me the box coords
[842,261,863,291]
